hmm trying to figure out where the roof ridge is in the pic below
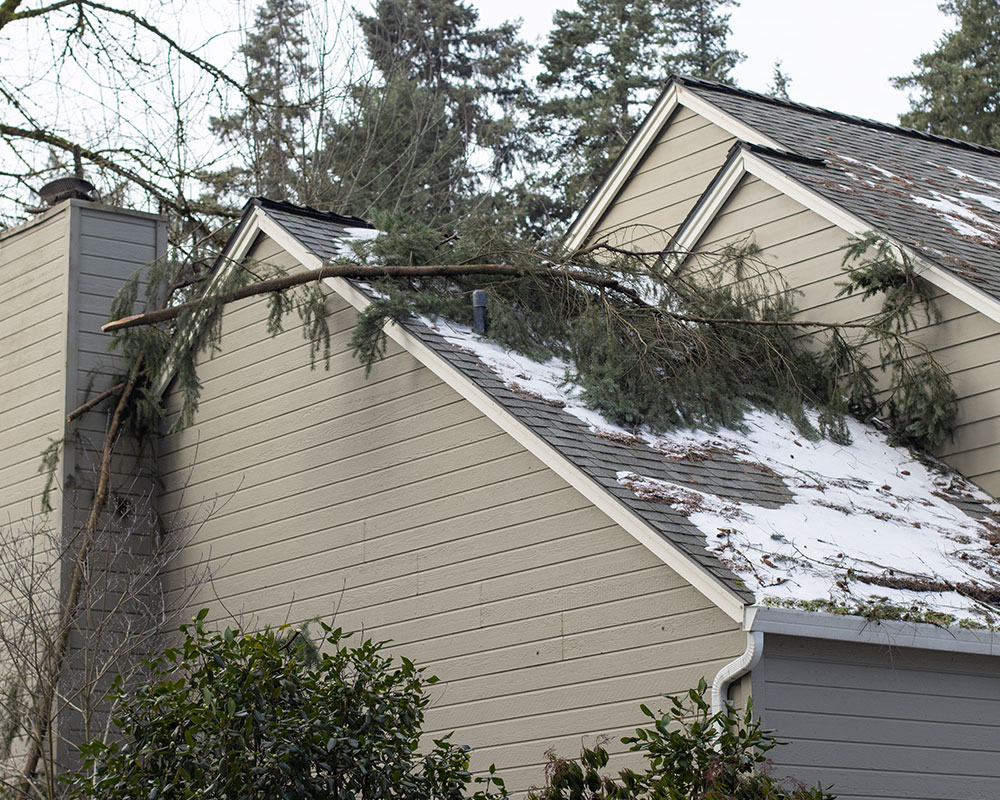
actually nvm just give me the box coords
[247,196,374,229]
[675,75,1000,159]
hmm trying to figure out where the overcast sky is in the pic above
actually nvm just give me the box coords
[474,0,953,123]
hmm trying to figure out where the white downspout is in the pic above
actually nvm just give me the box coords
[710,629,763,714]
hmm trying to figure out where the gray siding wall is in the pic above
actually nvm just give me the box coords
[753,634,1000,800]
[156,233,745,791]
[60,203,166,753]
[0,200,166,770]
[682,173,1000,498]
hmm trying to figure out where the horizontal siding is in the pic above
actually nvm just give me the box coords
[0,208,67,526]
[683,174,1000,497]
[157,234,744,792]
[757,634,1000,800]
[590,106,736,252]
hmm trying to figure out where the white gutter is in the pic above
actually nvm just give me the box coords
[710,628,763,714]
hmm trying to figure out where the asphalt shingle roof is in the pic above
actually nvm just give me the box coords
[679,77,1000,302]
[258,205,1000,610]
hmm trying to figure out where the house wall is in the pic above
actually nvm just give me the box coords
[59,202,166,758]
[588,105,736,252]
[155,233,746,791]
[0,199,166,772]
[0,206,70,530]
[752,633,1000,800]
[680,173,1000,498]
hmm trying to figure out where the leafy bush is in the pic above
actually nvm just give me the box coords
[64,612,506,800]
[527,679,834,800]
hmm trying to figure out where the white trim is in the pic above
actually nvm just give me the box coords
[564,86,680,253]
[675,85,783,151]
[741,151,1000,325]
[664,147,1000,326]
[711,629,763,713]
[219,207,750,622]
[747,605,1000,657]
[669,150,748,265]
[563,82,783,254]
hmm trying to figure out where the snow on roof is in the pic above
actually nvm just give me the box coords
[423,314,1000,629]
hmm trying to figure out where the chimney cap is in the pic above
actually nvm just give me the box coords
[37,177,98,206]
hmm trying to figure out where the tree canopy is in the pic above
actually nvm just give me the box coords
[893,0,1000,148]
[526,0,744,222]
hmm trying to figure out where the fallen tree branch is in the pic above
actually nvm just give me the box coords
[66,381,125,424]
[101,261,881,337]
[101,262,651,332]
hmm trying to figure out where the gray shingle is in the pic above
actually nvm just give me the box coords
[682,79,1000,303]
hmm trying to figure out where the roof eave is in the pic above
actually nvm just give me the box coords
[666,145,1000,327]
[563,77,784,253]
[747,605,1000,656]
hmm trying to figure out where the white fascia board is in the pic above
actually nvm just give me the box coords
[747,605,1000,657]
[564,83,784,255]
[152,209,268,396]
[564,86,680,253]
[674,85,783,152]
[251,211,748,622]
[669,150,748,265]
[741,150,1000,326]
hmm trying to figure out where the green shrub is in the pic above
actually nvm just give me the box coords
[64,612,506,800]
[527,679,834,800]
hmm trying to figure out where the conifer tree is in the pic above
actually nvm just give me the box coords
[893,0,1000,148]
[769,59,793,101]
[320,0,530,225]
[528,0,743,224]
[206,0,316,203]
[662,0,744,82]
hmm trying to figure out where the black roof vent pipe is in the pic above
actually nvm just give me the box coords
[472,289,488,335]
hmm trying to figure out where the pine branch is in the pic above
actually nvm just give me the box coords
[101,261,881,338]
[100,262,651,332]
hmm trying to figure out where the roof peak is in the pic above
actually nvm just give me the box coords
[673,75,1000,160]
[246,196,374,229]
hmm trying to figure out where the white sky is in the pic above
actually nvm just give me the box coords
[474,0,953,123]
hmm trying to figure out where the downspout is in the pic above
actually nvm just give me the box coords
[710,629,763,714]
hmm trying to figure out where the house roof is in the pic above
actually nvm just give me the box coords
[567,76,1000,311]
[682,78,1000,302]
[238,200,1000,629]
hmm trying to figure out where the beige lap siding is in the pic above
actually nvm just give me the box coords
[590,105,736,252]
[157,233,745,791]
[0,207,69,529]
[681,173,1000,498]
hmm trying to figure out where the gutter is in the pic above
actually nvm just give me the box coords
[711,604,1000,714]
[710,627,762,714]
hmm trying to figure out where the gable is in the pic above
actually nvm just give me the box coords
[155,231,745,791]
[680,170,1000,497]
[587,105,736,252]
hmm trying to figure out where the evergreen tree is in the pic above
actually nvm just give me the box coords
[893,0,1000,148]
[320,0,530,225]
[528,0,743,224]
[206,0,316,203]
[769,59,792,101]
[662,0,744,82]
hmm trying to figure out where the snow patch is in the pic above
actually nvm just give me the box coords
[418,315,1000,627]
[911,192,1000,243]
[622,412,1000,625]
